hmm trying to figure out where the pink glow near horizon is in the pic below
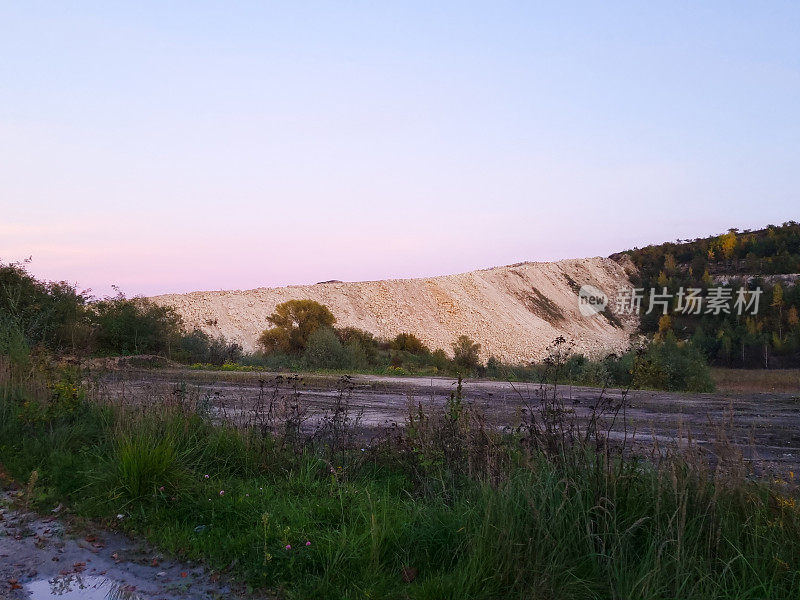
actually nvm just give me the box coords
[2,4,798,296]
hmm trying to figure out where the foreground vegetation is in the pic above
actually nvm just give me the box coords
[1,348,798,599]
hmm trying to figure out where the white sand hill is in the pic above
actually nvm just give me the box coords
[150,257,637,363]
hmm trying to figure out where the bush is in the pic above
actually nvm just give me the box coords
[343,340,369,369]
[390,333,429,354]
[303,327,351,369]
[91,295,184,356]
[431,349,452,372]
[452,335,482,372]
[491,337,714,392]
[179,329,243,365]
[0,320,30,375]
[336,327,380,363]
[633,334,715,392]
[0,260,90,352]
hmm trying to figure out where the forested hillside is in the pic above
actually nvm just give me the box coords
[615,222,800,368]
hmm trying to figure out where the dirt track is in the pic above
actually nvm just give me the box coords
[97,368,800,477]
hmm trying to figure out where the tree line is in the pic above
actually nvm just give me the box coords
[0,260,241,364]
[255,298,483,375]
[2,260,715,389]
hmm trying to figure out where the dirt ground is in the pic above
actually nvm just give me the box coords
[0,492,250,600]
[712,368,800,394]
[95,367,800,478]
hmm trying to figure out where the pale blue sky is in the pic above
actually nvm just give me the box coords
[1,2,798,295]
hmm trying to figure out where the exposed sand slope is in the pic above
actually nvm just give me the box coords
[150,258,636,363]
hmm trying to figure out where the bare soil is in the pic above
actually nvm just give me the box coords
[0,492,249,600]
[97,367,800,477]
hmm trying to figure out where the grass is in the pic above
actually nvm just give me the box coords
[712,368,800,394]
[2,360,800,599]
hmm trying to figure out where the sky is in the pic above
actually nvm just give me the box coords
[1,2,798,297]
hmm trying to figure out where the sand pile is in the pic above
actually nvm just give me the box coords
[150,258,636,363]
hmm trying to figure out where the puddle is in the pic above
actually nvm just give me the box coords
[25,574,142,600]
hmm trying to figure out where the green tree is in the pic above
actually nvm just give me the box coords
[452,335,481,371]
[91,295,184,356]
[390,332,430,354]
[336,327,379,363]
[0,260,90,351]
[772,284,785,339]
[258,299,336,355]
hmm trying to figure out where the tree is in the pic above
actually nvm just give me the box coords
[258,299,336,355]
[789,306,799,329]
[91,295,184,356]
[719,231,737,261]
[452,335,481,371]
[179,329,243,365]
[0,260,90,351]
[336,327,379,363]
[656,314,672,338]
[390,332,429,354]
[772,284,785,339]
[663,254,677,274]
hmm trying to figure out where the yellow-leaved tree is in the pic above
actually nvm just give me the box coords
[258,299,336,355]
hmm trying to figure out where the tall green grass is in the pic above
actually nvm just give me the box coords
[1,362,798,599]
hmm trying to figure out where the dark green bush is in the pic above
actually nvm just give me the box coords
[303,327,351,369]
[633,334,715,392]
[0,260,90,351]
[90,295,184,356]
[178,329,243,365]
[390,332,430,354]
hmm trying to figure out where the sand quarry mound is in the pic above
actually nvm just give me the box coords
[150,258,637,363]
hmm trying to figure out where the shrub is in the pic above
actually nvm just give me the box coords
[633,334,715,392]
[0,320,30,376]
[431,348,452,372]
[343,340,369,369]
[336,327,380,363]
[179,329,243,365]
[577,360,611,387]
[91,295,184,356]
[303,327,350,369]
[0,260,90,352]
